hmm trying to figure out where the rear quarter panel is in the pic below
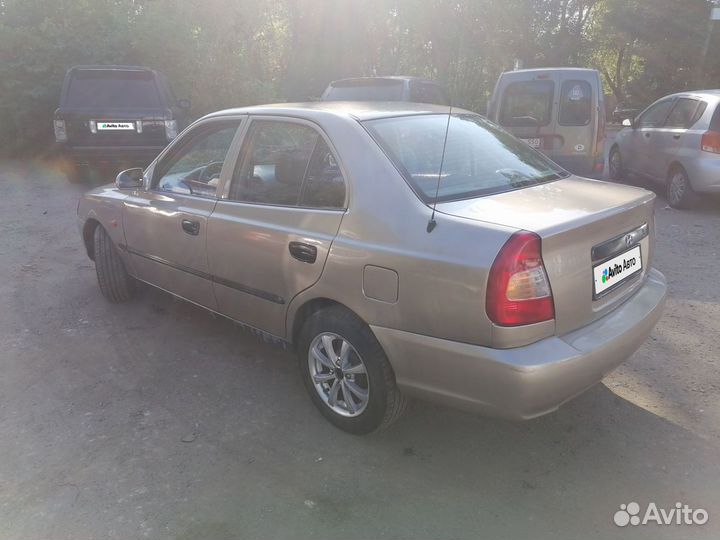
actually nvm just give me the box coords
[285,114,516,346]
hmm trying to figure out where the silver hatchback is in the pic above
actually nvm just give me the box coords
[609,90,720,208]
[78,103,666,433]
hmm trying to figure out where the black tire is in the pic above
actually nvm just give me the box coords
[666,166,697,209]
[297,306,407,434]
[608,146,623,182]
[93,225,135,302]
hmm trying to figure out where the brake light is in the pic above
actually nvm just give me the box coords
[53,119,67,142]
[164,120,178,140]
[486,231,555,326]
[701,131,720,154]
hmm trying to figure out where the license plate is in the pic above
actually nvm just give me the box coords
[593,245,642,297]
[97,121,135,130]
[521,138,542,149]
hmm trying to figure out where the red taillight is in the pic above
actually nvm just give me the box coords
[701,131,720,154]
[486,231,555,326]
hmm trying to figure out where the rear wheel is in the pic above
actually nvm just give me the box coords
[297,306,407,434]
[93,225,135,302]
[666,166,697,209]
[608,146,623,182]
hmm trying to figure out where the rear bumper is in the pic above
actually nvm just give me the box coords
[60,144,166,165]
[372,268,666,420]
[684,155,720,193]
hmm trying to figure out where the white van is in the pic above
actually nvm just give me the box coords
[488,68,606,178]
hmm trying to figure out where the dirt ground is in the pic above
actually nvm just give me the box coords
[0,158,719,540]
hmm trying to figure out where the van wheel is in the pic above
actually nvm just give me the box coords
[297,306,407,434]
[608,146,623,181]
[94,225,135,302]
[666,166,697,209]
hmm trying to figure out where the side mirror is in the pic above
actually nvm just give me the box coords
[178,99,191,110]
[116,167,144,189]
[622,118,634,128]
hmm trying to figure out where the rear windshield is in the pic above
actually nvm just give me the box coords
[499,80,554,127]
[559,80,592,126]
[364,114,568,203]
[324,80,404,101]
[64,70,162,109]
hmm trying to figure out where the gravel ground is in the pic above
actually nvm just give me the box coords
[0,159,719,540]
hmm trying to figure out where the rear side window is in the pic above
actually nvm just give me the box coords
[64,71,162,109]
[499,80,554,127]
[409,83,449,105]
[229,121,346,208]
[558,80,592,126]
[324,80,404,101]
[665,98,704,129]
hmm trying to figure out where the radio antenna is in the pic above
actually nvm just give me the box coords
[427,103,452,233]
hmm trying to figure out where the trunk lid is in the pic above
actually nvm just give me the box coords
[437,177,656,335]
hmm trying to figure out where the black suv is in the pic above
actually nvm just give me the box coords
[321,76,450,105]
[54,65,189,171]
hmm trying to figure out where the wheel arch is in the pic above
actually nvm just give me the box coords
[82,218,101,260]
[289,297,364,349]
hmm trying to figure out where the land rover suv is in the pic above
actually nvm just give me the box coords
[54,65,190,174]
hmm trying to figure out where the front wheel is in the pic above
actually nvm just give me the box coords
[608,146,623,181]
[93,225,135,302]
[666,167,697,209]
[297,306,407,434]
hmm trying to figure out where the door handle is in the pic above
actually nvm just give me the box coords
[644,133,651,138]
[673,134,681,140]
[181,219,200,236]
[288,241,317,264]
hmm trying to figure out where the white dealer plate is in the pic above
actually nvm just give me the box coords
[593,245,642,296]
[520,137,542,149]
[97,121,135,130]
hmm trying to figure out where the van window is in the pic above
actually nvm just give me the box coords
[499,81,554,127]
[64,70,162,109]
[559,80,592,126]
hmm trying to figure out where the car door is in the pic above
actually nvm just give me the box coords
[207,117,347,338]
[121,117,244,310]
[650,97,706,179]
[625,98,675,176]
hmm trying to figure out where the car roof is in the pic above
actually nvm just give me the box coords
[663,89,720,100]
[329,76,438,85]
[501,67,599,75]
[68,65,155,73]
[204,101,472,122]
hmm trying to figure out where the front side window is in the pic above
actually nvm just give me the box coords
[365,113,568,203]
[499,80,554,127]
[229,121,346,208]
[153,122,240,197]
[638,100,674,128]
[664,98,702,129]
[559,80,592,126]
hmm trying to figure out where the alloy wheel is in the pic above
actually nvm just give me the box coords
[308,332,370,417]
